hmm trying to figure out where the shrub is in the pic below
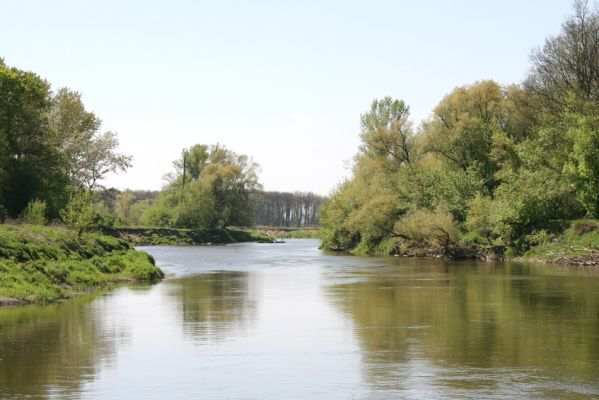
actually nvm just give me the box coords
[394,204,461,252]
[460,230,487,246]
[60,191,97,237]
[525,229,551,246]
[20,200,47,225]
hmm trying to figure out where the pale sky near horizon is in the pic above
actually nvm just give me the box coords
[2,0,574,195]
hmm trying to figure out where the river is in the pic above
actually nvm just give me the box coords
[1,239,598,399]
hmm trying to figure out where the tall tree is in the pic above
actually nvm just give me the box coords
[0,60,67,216]
[173,144,210,181]
[564,103,599,217]
[49,88,132,190]
[359,97,413,170]
[143,144,261,228]
[250,191,326,227]
[421,80,536,192]
[526,0,599,110]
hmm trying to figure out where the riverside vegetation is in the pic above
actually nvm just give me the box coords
[319,1,599,265]
[0,55,319,304]
[3,1,599,305]
[0,224,163,305]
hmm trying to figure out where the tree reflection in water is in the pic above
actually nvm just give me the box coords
[166,271,256,342]
[326,260,599,398]
[0,293,120,398]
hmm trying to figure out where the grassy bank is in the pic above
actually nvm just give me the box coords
[519,220,599,266]
[103,226,273,246]
[0,224,164,305]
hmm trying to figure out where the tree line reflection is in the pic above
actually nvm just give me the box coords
[166,270,256,342]
[0,293,116,398]
[326,260,599,396]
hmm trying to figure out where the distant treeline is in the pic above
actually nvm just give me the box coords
[0,57,323,231]
[97,188,324,228]
[250,191,325,227]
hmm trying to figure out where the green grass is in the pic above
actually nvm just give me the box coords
[0,224,164,304]
[522,220,599,261]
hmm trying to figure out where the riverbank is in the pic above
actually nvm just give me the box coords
[103,227,272,245]
[0,224,164,305]
[518,220,599,267]
[329,220,599,266]
[253,226,321,239]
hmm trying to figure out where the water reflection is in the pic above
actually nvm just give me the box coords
[2,241,599,399]
[166,271,256,342]
[326,260,599,398]
[0,294,118,398]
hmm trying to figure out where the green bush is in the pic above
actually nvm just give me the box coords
[525,229,551,246]
[61,191,97,237]
[394,204,461,251]
[20,200,47,225]
[460,230,487,246]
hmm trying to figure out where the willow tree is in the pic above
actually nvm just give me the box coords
[359,97,414,171]
[143,144,261,228]
[320,97,416,252]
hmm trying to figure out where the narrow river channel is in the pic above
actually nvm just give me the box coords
[1,239,598,399]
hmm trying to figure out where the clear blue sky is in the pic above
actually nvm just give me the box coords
[1,0,573,195]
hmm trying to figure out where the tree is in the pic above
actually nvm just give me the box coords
[465,194,494,244]
[394,161,483,223]
[0,61,67,217]
[49,88,132,190]
[564,104,599,216]
[143,144,261,228]
[359,97,413,170]
[173,144,210,181]
[421,81,510,191]
[115,192,135,223]
[319,182,360,250]
[527,0,599,110]
[250,191,325,227]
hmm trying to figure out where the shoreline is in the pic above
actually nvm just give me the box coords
[102,226,272,246]
[0,224,164,307]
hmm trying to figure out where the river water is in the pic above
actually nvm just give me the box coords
[1,239,598,399]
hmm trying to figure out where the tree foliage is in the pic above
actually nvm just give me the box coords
[20,199,48,225]
[49,88,132,190]
[394,205,461,252]
[0,60,130,220]
[564,103,599,216]
[527,0,599,110]
[60,191,97,237]
[142,144,261,228]
[0,61,66,217]
[250,191,325,227]
[359,97,413,170]
[320,2,599,255]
